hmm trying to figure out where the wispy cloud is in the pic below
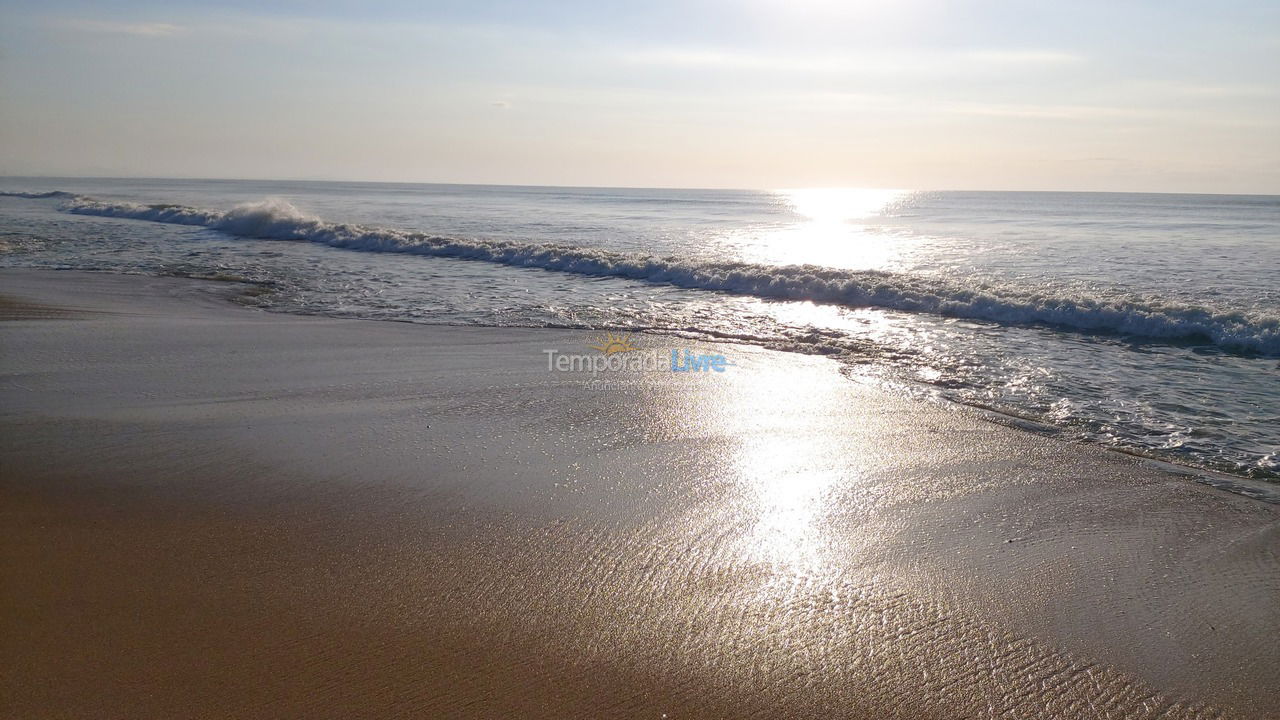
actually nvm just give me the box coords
[623,47,1084,76]
[56,19,184,37]
[1153,82,1278,99]
[945,102,1140,120]
[490,100,511,109]
[623,48,895,74]
[959,50,1083,66]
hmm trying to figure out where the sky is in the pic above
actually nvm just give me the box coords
[0,0,1277,193]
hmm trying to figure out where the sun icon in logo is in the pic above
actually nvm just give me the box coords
[589,332,638,356]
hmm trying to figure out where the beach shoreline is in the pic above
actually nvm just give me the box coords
[2,268,1277,718]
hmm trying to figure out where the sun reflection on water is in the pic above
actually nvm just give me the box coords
[784,187,908,225]
[732,187,913,271]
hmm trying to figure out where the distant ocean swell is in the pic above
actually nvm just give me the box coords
[0,190,78,199]
[12,192,1280,356]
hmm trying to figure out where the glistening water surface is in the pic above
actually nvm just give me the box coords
[1,178,1276,480]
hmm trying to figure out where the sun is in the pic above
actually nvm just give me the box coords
[589,332,638,355]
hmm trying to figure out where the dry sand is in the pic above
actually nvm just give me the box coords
[2,269,1277,719]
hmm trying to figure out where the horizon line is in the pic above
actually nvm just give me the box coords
[2,173,1277,198]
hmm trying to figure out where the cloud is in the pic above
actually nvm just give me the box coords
[945,102,1139,120]
[56,19,184,37]
[622,49,853,73]
[490,100,511,109]
[623,47,1085,77]
[960,50,1083,66]
[1155,82,1278,99]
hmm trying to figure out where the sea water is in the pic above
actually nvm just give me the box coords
[1,179,1276,482]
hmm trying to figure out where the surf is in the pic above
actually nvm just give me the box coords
[12,191,1279,356]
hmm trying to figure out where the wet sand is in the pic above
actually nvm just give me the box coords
[1,269,1277,719]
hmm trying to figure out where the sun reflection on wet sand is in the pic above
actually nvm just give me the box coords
[739,440,841,569]
[687,356,884,577]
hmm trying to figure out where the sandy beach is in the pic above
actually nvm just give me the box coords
[2,268,1277,719]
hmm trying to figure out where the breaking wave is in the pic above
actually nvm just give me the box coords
[23,192,1280,356]
[0,190,78,199]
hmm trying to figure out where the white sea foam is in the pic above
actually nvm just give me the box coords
[44,193,1280,356]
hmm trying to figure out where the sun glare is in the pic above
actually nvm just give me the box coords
[733,187,911,270]
[783,187,907,225]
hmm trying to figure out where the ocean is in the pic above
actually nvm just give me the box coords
[1,178,1276,484]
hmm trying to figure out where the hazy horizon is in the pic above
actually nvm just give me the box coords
[7,173,1280,197]
[2,0,1278,194]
